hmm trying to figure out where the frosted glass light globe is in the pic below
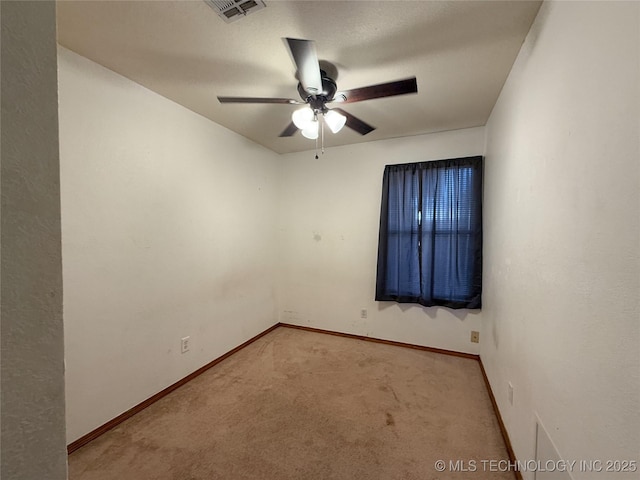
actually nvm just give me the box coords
[301,120,319,139]
[324,109,347,133]
[292,108,314,130]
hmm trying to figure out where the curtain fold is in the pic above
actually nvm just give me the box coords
[375,156,483,309]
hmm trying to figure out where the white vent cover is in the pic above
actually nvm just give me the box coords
[204,0,266,23]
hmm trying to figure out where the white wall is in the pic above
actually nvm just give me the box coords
[58,47,280,443]
[1,2,68,478]
[278,128,485,354]
[482,2,639,478]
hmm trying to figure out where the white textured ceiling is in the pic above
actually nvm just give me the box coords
[56,0,541,154]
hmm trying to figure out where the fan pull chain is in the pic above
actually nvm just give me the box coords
[311,111,317,159]
[321,118,325,156]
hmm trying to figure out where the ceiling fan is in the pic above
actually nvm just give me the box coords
[217,38,418,140]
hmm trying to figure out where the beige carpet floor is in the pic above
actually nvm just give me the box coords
[68,326,513,480]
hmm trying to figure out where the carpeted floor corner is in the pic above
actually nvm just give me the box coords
[68,326,513,479]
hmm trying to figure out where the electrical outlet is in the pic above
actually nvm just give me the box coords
[181,336,190,354]
[360,308,368,319]
[508,382,514,405]
[470,331,480,343]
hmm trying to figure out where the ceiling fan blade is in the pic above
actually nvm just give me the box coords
[337,77,418,104]
[326,94,347,104]
[279,122,298,137]
[218,96,302,104]
[332,108,375,135]
[284,38,322,95]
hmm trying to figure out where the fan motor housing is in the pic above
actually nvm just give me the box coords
[298,70,337,103]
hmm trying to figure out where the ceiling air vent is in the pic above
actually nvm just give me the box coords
[204,0,266,23]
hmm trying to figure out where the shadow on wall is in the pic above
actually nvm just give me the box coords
[377,302,480,321]
[513,0,548,68]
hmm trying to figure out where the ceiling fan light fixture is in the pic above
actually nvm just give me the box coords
[218,38,416,143]
[292,107,314,130]
[324,109,347,134]
[301,120,319,139]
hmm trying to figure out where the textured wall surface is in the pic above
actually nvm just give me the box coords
[482,2,639,479]
[58,47,280,443]
[278,127,486,354]
[0,2,68,479]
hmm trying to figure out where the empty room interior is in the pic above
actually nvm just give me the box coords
[1,1,639,479]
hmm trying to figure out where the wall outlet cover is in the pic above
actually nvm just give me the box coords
[181,336,190,354]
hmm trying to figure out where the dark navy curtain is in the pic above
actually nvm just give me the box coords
[375,156,483,309]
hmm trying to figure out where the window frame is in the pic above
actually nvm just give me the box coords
[375,156,483,310]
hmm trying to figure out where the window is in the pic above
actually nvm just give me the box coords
[375,156,483,309]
